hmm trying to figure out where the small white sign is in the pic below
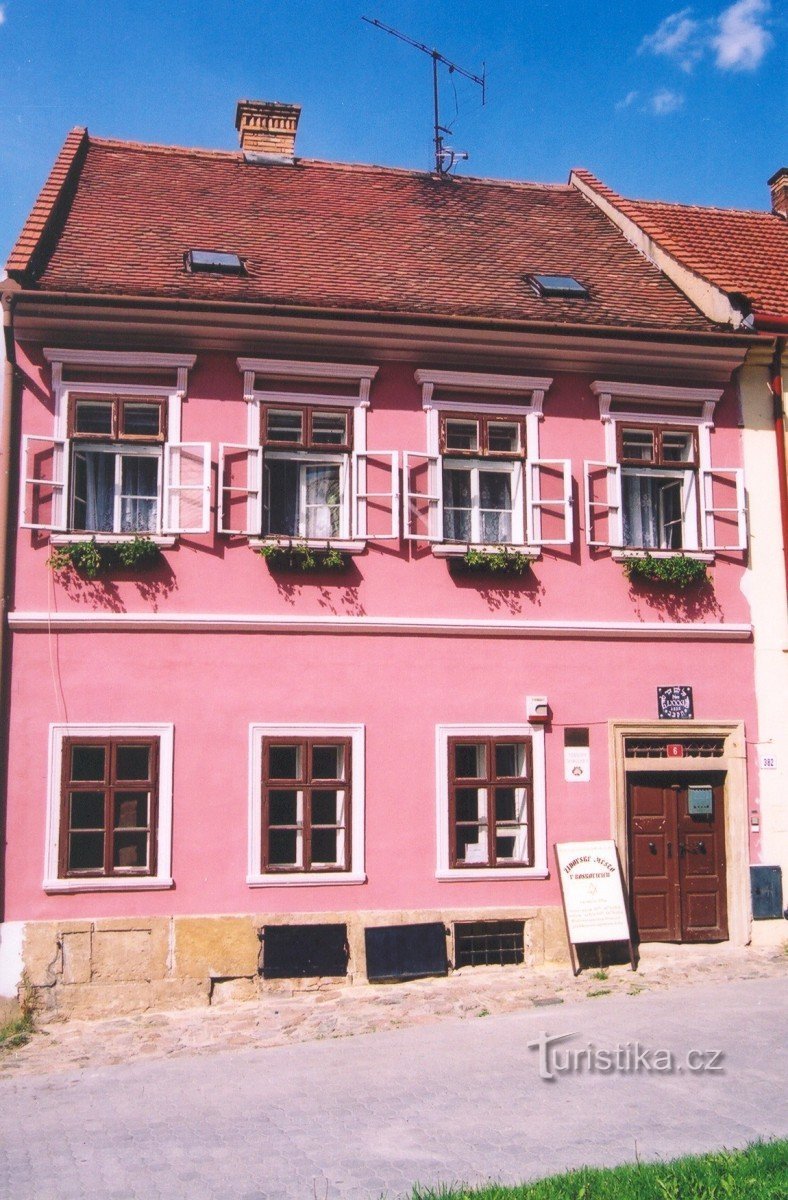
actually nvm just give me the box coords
[564,746,591,782]
[555,840,631,944]
[759,751,777,771]
[463,842,488,864]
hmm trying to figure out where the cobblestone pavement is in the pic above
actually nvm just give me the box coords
[1,943,785,1078]
[0,970,786,1200]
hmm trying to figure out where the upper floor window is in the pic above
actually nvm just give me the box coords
[20,350,210,540]
[585,382,746,553]
[220,358,398,545]
[405,369,572,550]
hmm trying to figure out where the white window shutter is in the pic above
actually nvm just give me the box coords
[403,452,442,541]
[526,458,573,546]
[351,451,400,540]
[218,443,262,535]
[20,435,70,531]
[701,467,747,551]
[584,460,622,548]
[162,442,211,535]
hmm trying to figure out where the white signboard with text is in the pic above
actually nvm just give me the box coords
[555,840,631,944]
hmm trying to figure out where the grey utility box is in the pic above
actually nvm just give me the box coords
[750,865,784,920]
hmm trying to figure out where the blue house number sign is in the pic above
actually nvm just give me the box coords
[657,685,694,720]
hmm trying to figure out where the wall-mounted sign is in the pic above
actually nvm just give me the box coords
[688,785,713,816]
[758,751,777,771]
[564,746,591,782]
[657,685,694,720]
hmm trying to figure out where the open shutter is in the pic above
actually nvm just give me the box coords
[526,458,573,546]
[218,443,262,535]
[352,451,399,540]
[162,442,211,535]
[584,461,622,548]
[20,435,69,531]
[403,452,442,542]
[701,467,746,551]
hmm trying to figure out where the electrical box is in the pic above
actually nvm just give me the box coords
[526,695,549,723]
[750,866,784,921]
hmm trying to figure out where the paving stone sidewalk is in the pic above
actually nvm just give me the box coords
[2,942,785,1078]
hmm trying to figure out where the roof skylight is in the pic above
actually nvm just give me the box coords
[186,249,245,275]
[527,274,588,298]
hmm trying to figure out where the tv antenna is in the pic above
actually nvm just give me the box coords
[362,16,485,175]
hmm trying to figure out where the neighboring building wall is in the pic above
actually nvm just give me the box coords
[739,348,788,887]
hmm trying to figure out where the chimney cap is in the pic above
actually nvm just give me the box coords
[235,99,302,131]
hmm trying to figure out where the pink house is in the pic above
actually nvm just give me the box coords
[0,102,764,1014]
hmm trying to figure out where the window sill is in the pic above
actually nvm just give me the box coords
[611,550,713,563]
[247,871,367,887]
[50,534,177,548]
[436,868,549,881]
[44,876,174,894]
[249,538,366,555]
[432,543,540,559]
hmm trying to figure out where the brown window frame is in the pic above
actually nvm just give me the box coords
[448,736,534,869]
[67,395,168,443]
[59,736,159,879]
[261,404,353,453]
[261,736,352,873]
[439,412,526,459]
[616,423,698,469]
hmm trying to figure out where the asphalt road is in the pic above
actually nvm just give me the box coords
[1,976,786,1199]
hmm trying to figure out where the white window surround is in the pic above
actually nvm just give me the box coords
[223,359,397,544]
[248,723,367,887]
[43,723,174,893]
[585,380,745,555]
[410,369,573,552]
[25,350,209,539]
[435,724,548,881]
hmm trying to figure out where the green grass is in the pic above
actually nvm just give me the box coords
[0,1010,35,1052]
[410,1140,788,1199]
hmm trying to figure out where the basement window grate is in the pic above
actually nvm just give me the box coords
[624,738,725,759]
[454,920,525,968]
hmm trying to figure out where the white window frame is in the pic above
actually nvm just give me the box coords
[435,724,547,881]
[263,450,351,540]
[228,358,396,550]
[585,381,738,556]
[408,369,572,553]
[43,723,174,893]
[69,441,164,536]
[24,349,208,542]
[248,723,366,887]
[441,456,525,545]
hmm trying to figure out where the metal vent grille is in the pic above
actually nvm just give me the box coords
[624,738,725,759]
[454,920,525,968]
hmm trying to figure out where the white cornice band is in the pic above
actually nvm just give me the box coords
[7,611,752,640]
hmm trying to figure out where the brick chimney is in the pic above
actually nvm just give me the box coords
[235,100,301,159]
[768,167,788,218]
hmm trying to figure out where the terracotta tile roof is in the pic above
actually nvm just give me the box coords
[572,169,788,317]
[5,133,722,333]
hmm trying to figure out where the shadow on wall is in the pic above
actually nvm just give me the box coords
[53,559,178,613]
[627,578,723,622]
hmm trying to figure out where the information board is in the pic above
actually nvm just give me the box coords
[555,841,631,944]
[657,685,694,720]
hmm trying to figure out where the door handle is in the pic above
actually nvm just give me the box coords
[648,841,657,854]
[667,842,672,859]
[678,843,685,857]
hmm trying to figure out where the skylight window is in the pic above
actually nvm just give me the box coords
[527,274,588,299]
[185,249,245,275]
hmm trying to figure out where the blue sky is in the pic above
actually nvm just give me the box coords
[0,0,785,262]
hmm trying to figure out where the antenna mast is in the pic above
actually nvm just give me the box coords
[362,16,485,175]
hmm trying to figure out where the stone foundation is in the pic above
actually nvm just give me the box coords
[18,906,571,1020]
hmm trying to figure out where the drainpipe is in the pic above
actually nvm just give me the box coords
[767,335,788,598]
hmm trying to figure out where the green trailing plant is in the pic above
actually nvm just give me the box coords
[48,536,161,579]
[454,547,534,577]
[258,542,349,573]
[623,553,708,591]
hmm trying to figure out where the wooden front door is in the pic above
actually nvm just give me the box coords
[628,773,728,943]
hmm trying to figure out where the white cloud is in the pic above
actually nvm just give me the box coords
[0,6,6,26]
[639,8,703,71]
[639,1,772,73]
[712,0,773,70]
[616,90,640,110]
[648,89,686,114]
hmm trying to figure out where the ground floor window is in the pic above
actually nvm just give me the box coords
[45,724,174,893]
